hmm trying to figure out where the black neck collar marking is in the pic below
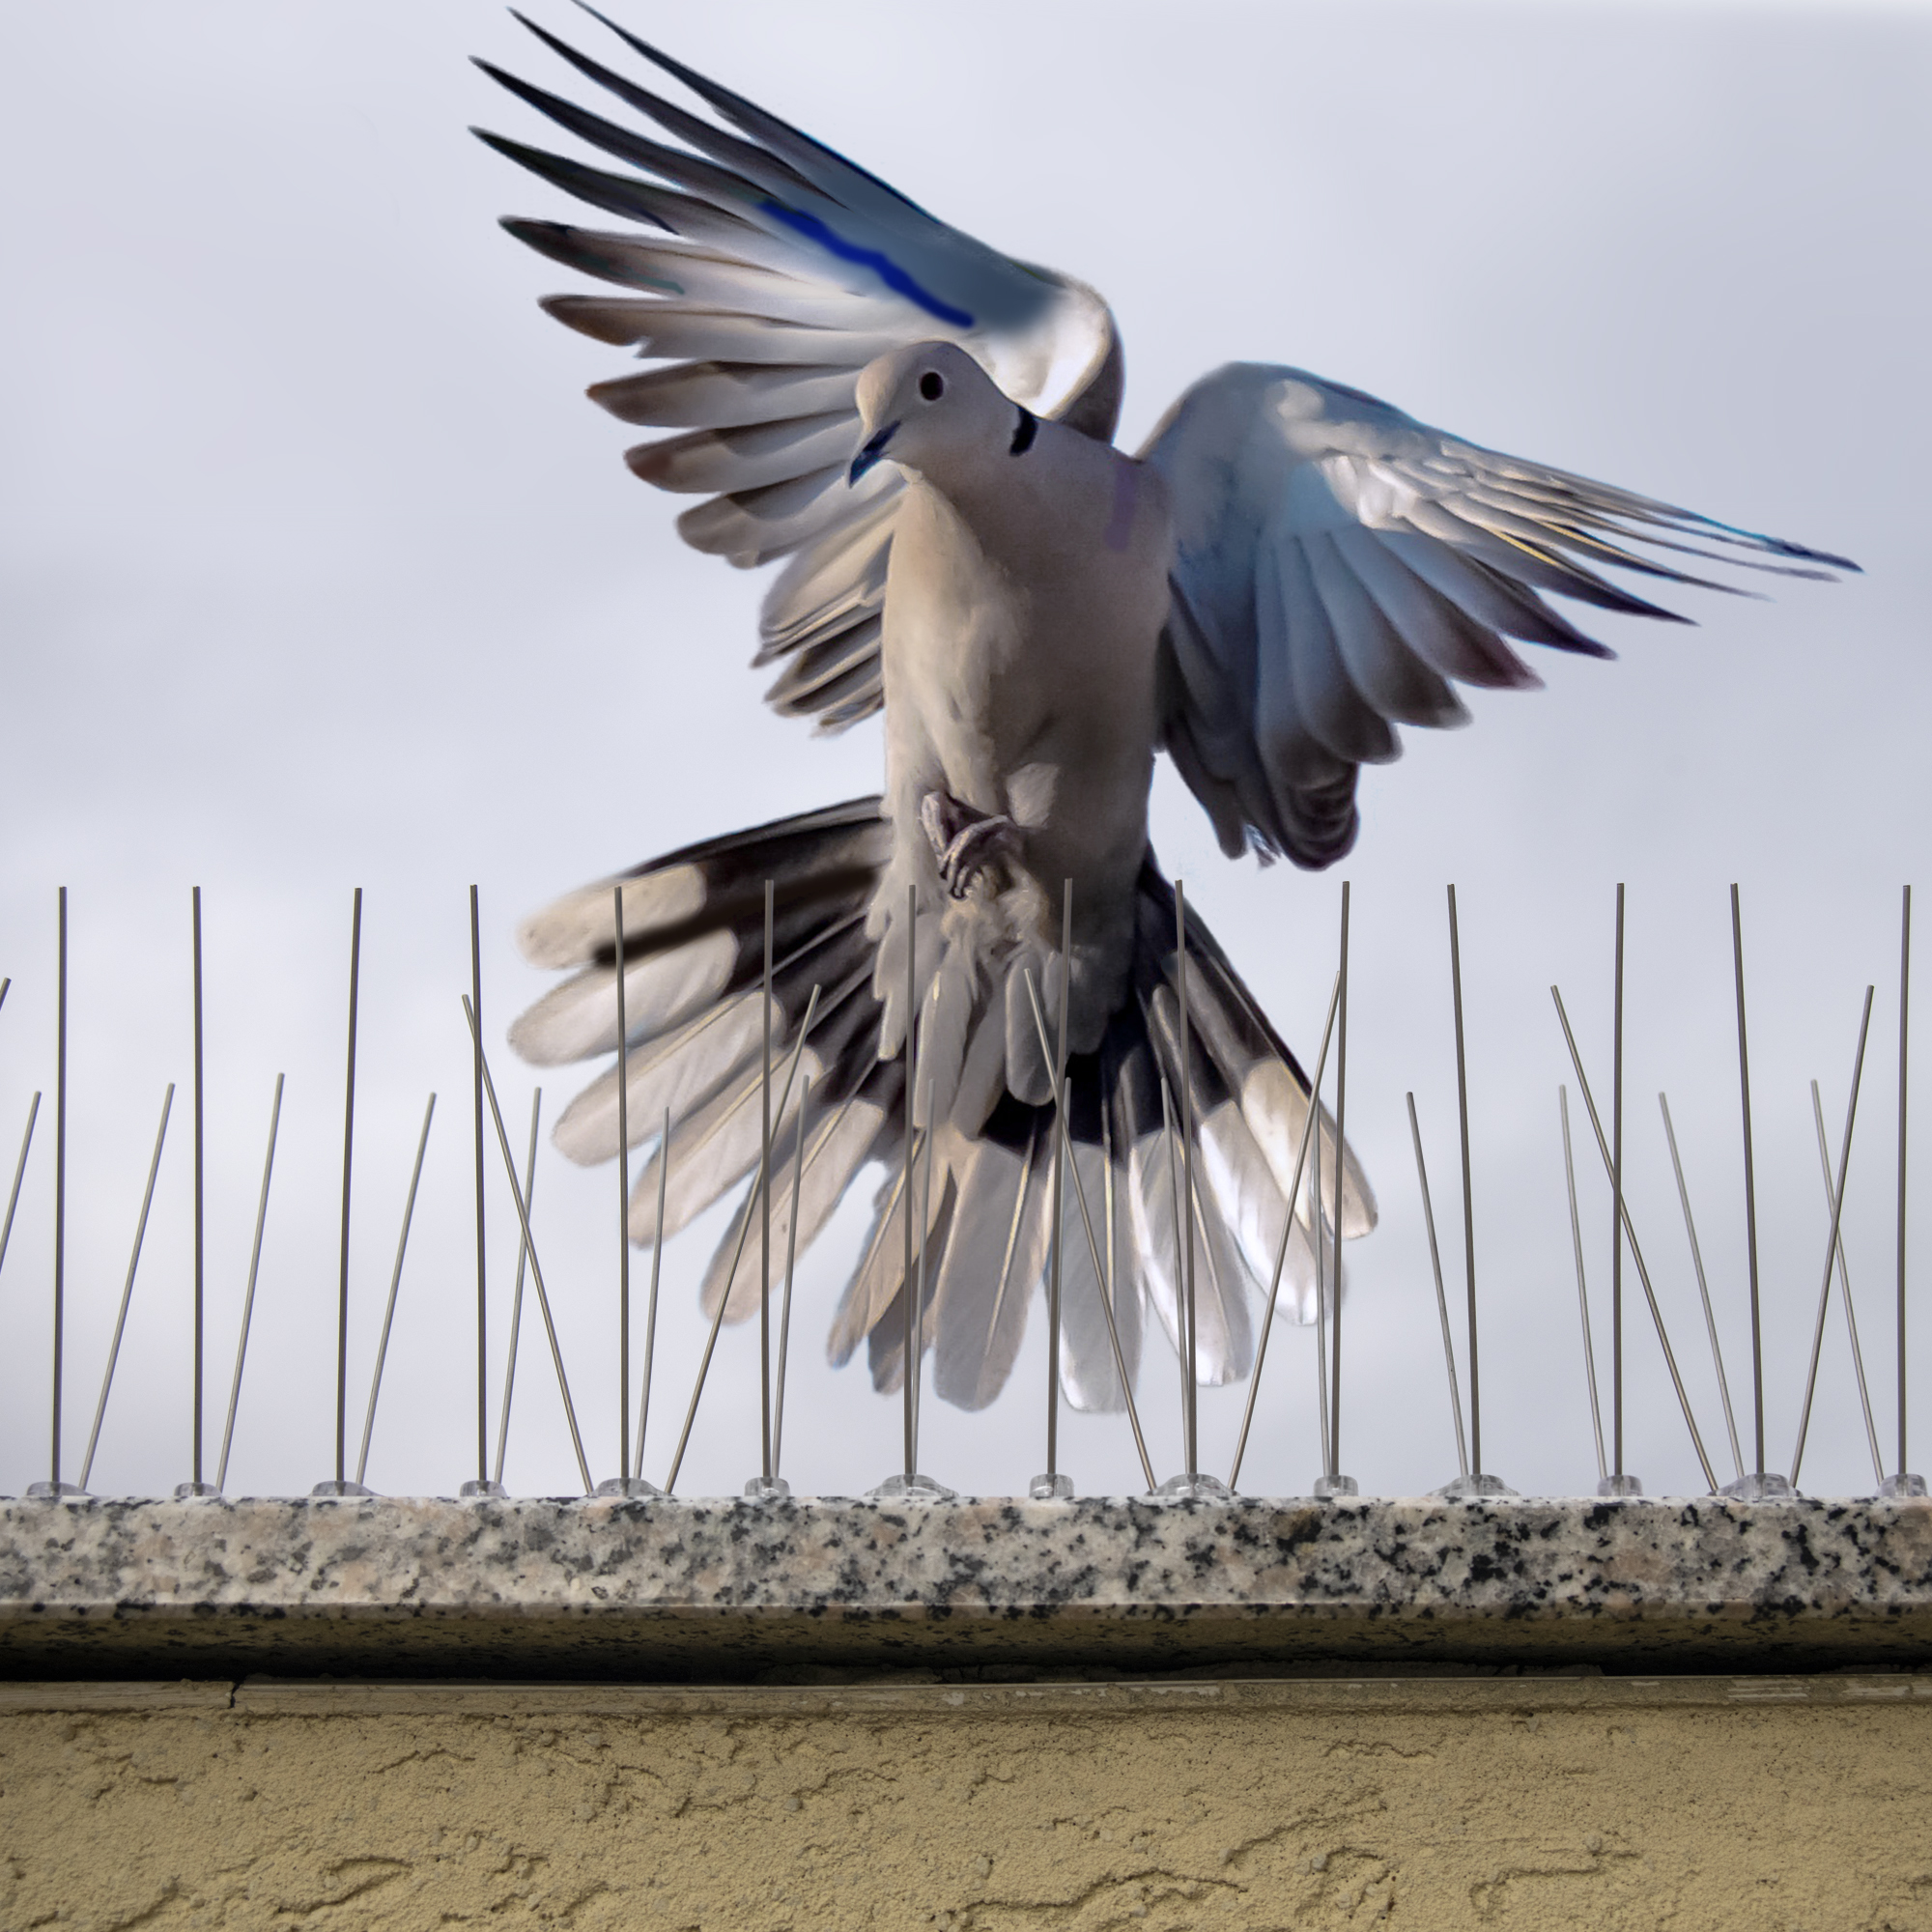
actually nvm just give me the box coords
[1009,405,1038,456]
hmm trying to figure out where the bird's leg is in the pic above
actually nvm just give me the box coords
[919,790,1019,899]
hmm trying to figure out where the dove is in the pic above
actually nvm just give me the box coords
[479,11,1855,1418]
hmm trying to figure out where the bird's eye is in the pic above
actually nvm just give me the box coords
[919,371,945,402]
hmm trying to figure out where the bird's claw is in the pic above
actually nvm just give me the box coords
[919,791,1018,899]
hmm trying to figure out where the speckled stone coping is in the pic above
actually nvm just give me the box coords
[2,1494,1928,1679]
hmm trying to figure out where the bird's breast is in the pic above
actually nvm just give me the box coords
[882,455,1171,744]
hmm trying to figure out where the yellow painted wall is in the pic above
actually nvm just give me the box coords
[3,1679,1929,1928]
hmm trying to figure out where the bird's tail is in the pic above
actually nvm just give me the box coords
[511,797,1374,1415]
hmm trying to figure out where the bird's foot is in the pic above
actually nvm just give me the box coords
[919,791,1018,899]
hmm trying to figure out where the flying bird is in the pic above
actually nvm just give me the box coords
[479,11,1854,1420]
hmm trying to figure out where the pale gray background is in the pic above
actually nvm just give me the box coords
[2,0,1927,1503]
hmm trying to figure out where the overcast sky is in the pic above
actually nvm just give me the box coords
[3,0,1929,1504]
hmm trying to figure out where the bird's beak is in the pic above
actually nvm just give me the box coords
[848,420,900,485]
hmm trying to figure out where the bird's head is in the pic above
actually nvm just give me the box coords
[849,342,1031,487]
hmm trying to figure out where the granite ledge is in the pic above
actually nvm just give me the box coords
[2,1494,1928,1679]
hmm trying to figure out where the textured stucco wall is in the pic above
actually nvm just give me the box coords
[3,1678,1929,1929]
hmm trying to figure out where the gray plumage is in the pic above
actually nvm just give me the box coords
[481,14,1852,1415]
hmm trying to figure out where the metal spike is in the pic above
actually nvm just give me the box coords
[0,1092,41,1284]
[773,1082,808,1479]
[1228,973,1341,1493]
[217,1074,284,1494]
[1447,885,1480,1477]
[1791,989,1876,1484]
[319,888,364,1497]
[469,886,489,1490]
[463,996,592,1495]
[81,1085,175,1492]
[488,1088,541,1493]
[665,983,820,1495]
[633,1104,670,1485]
[355,1094,437,1490]
[1412,1092,1470,1481]
[1659,1093,1743,1483]
[1731,884,1765,1475]
[1809,1079,1885,1486]
[1551,985,1719,1492]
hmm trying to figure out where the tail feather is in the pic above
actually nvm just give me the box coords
[516,798,891,971]
[549,896,868,1166]
[626,956,876,1244]
[827,1116,949,1370]
[929,1109,1045,1411]
[696,1073,893,1321]
[1053,1124,1143,1411]
[510,799,1378,1431]
[856,1145,957,1394]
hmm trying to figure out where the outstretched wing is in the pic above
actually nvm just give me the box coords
[1140,363,1858,867]
[476,11,1122,732]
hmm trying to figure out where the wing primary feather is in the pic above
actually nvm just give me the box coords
[507,14,818,201]
[578,11,927,217]
[476,56,778,209]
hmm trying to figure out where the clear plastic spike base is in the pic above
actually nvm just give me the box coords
[867,1472,957,1501]
[741,1475,790,1501]
[1721,1471,1797,1500]
[1432,1472,1517,1500]
[459,1479,509,1499]
[25,1481,85,1499]
[1029,1472,1075,1500]
[1313,1473,1361,1500]
[310,1480,375,1497]
[594,1476,665,1499]
[1153,1472,1234,1502]
[173,1482,220,1500]
[1596,1473,1645,1498]
[1878,1472,1928,1498]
